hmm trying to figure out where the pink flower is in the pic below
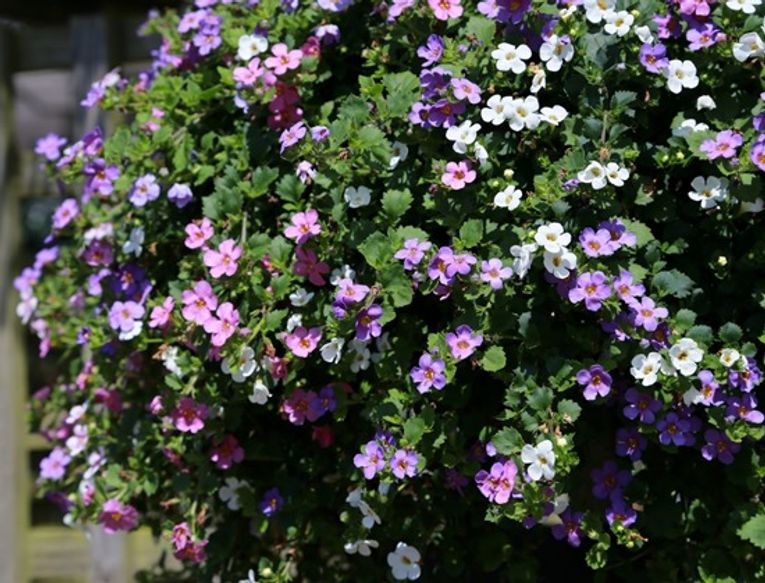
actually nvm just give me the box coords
[233,57,264,86]
[280,388,315,425]
[284,209,321,244]
[203,302,240,347]
[428,0,463,20]
[171,397,208,433]
[171,522,191,550]
[265,43,303,75]
[184,218,214,249]
[292,247,330,285]
[181,280,218,326]
[441,161,476,190]
[210,435,245,470]
[98,499,139,534]
[284,326,322,358]
[204,239,242,278]
[149,297,174,329]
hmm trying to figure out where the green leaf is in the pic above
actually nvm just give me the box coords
[652,269,695,299]
[528,387,553,411]
[719,322,743,344]
[381,189,413,221]
[403,417,427,445]
[481,346,506,372]
[250,166,279,198]
[557,399,582,423]
[738,513,765,549]
[464,16,496,45]
[382,72,420,118]
[492,427,523,455]
[379,265,414,308]
[459,219,484,247]
[688,325,714,345]
[203,166,244,219]
[359,231,394,270]
[620,218,654,247]
[276,173,306,203]
[675,308,697,329]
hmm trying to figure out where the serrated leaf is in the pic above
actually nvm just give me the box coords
[688,325,714,345]
[492,427,523,455]
[557,399,582,423]
[459,219,484,247]
[404,417,427,445]
[359,231,394,270]
[250,166,279,198]
[652,269,695,299]
[738,514,765,549]
[719,322,743,343]
[481,346,506,372]
[276,173,306,203]
[382,189,413,221]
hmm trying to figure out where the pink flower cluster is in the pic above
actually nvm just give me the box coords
[181,280,240,346]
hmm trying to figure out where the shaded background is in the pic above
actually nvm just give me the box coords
[0,2,179,582]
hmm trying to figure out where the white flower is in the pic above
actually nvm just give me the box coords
[360,504,381,529]
[238,569,258,583]
[726,0,761,13]
[696,95,716,110]
[535,222,571,253]
[387,543,421,581]
[603,10,633,36]
[344,186,372,208]
[160,346,183,377]
[222,346,258,383]
[543,248,577,279]
[577,161,608,190]
[289,287,314,307]
[630,352,664,386]
[238,34,268,61]
[508,96,540,131]
[665,59,699,94]
[344,539,380,556]
[530,68,546,93]
[540,105,568,126]
[248,378,272,405]
[583,0,615,23]
[605,162,629,187]
[346,487,365,508]
[66,425,88,456]
[445,120,481,154]
[719,348,741,368]
[481,94,513,125]
[520,439,556,481]
[320,337,345,364]
[66,404,88,424]
[635,25,654,44]
[330,264,356,285]
[118,320,143,342]
[688,176,729,210]
[286,313,303,332]
[539,493,569,526]
[682,387,704,406]
[16,294,37,324]
[510,243,537,279]
[349,339,371,372]
[122,226,144,257]
[742,198,765,213]
[733,32,765,62]
[669,338,704,376]
[219,477,245,510]
[474,142,489,165]
[494,185,523,210]
[672,118,709,138]
[390,141,409,169]
[491,42,532,74]
[371,332,391,364]
[540,35,574,72]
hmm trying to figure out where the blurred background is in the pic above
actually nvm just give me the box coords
[0,2,179,582]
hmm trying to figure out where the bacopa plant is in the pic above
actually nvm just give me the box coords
[17,0,765,580]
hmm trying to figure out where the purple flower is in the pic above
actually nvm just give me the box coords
[726,394,764,424]
[410,353,447,393]
[259,487,284,517]
[84,159,120,197]
[394,238,432,270]
[701,429,741,464]
[354,440,386,479]
[480,258,513,290]
[579,228,613,258]
[35,133,67,161]
[168,183,194,208]
[108,301,145,334]
[408,101,435,128]
[429,99,465,128]
[129,174,161,207]
[751,139,765,172]
[623,388,662,424]
[39,447,71,480]
[52,198,79,230]
[355,304,383,341]
[334,278,370,306]
[551,510,583,547]
[309,386,337,420]
[598,219,637,250]
[606,496,638,527]
[417,34,444,66]
[628,296,668,332]
[450,78,482,104]
[474,460,517,504]
[568,271,612,311]
[728,357,762,393]
[427,247,457,285]
[696,370,723,405]
[280,121,306,153]
[686,23,721,51]
[576,364,612,401]
[446,251,477,278]
[615,427,647,461]
[591,460,631,500]
[639,43,669,73]
[612,271,645,303]
[193,27,222,56]
[315,24,340,44]
[390,449,419,479]
[98,499,139,533]
[699,130,743,160]
[310,125,330,142]
[445,325,483,360]
[656,412,694,446]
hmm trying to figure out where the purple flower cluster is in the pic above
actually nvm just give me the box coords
[353,435,419,481]
[281,386,337,426]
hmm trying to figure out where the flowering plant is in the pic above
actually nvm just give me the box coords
[18,0,765,580]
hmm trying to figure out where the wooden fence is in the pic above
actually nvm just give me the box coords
[0,9,178,583]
